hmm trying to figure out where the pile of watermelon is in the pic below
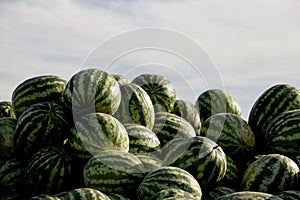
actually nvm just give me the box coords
[1,68,300,200]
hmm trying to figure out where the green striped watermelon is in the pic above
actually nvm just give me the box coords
[200,113,255,164]
[163,136,227,187]
[62,188,111,200]
[63,68,121,118]
[171,99,202,135]
[83,150,145,198]
[113,83,155,129]
[66,112,129,160]
[149,188,198,200]
[135,154,163,172]
[275,190,300,200]
[23,146,73,197]
[195,89,242,123]
[28,194,61,200]
[216,155,239,189]
[265,109,300,157]
[136,166,202,200]
[152,112,196,147]
[124,123,160,154]
[11,75,67,118]
[0,158,24,196]
[203,186,236,200]
[240,154,299,193]
[248,84,300,154]
[131,74,176,113]
[14,102,71,161]
[0,101,16,119]
[0,117,17,159]
[111,74,131,85]
[217,191,283,200]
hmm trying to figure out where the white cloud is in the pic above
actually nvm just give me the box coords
[0,0,300,118]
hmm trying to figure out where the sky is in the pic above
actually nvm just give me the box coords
[1,0,300,119]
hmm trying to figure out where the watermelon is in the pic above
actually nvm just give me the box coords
[61,188,111,200]
[135,154,163,172]
[217,191,283,200]
[111,74,131,85]
[171,99,202,135]
[131,74,176,113]
[216,155,239,189]
[0,157,24,196]
[11,75,67,118]
[203,186,236,200]
[14,102,71,161]
[200,113,255,164]
[136,166,202,200]
[265,109,300,157]
[83,150,145,198]
[240,154,299,193]
[66,112,129,160]
[0,117,17,159]
[275,190,300,200]
[23,146,73,197]
[0,101,16,119]
[113,83,155,129]
[149,188,198,200]
[248,84,300,154]
[195,89,242,123]
[163,136,227,187]
[152,112,196,147]
[63,68,121,118]
[124,123,160,154]
[28,194,61,200]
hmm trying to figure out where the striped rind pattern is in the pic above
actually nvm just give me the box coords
[149,188,197,200]
[62,188,111,200]
[136,166,202,200]
[163,136,227,186]
[172,99,202,135]
[23,146,73,197]
[83,150,145,197]
[135,154,163,172]
[201,113,255,162]
[131,74,176,113]
[0,158,24,196]
[248,84,300,153]
[275,190,300,200]
[29,194,61,200]
[265,109,300,156]
[195,89,242,123]
[205,186,236,200]
[111,74,131,85]
[217,191,283,200]
[0,117,17,159]
[113,83,155,129]
[69,112,129,158]
[152,112,196,147]
[241,154,300,193]
[0,101,16,118]
[14,102,71,160]
[124,123,160,153]
[11,75,67,118]
[63,68,121,118]
[216,155,239,189]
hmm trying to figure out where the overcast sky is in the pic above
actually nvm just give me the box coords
[1,0,300,119]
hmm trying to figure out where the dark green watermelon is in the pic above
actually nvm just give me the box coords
[113,83,155,129]
[132,74,176,113]
[195,89,242,123]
